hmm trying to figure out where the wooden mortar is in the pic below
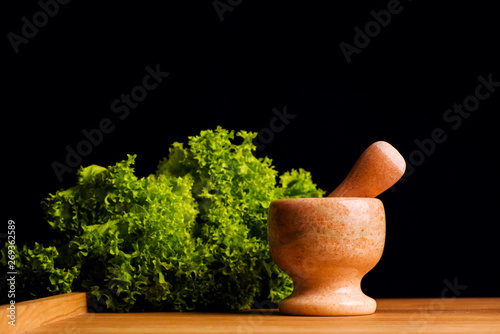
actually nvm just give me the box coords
[268,141,405,316]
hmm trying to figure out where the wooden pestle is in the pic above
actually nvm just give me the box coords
[328,141,406,198]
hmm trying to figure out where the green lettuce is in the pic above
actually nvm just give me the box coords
[1,127,324,311]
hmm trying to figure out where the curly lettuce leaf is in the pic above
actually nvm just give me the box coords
[1,127,324,311]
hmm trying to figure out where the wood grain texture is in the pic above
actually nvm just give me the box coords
[0,292,87,334]
[7,296,499,334]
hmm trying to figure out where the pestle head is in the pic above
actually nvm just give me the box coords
[328,141,406,198]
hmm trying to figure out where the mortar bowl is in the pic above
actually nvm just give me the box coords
[268,197,385,316]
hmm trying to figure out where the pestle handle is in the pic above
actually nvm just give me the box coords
[328,141,406,198]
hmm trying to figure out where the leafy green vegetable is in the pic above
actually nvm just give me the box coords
[1,127,324,311]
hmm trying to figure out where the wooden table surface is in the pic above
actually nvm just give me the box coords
[2,293,500,334]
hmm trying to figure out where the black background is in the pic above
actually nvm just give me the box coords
[3,0,499,300]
